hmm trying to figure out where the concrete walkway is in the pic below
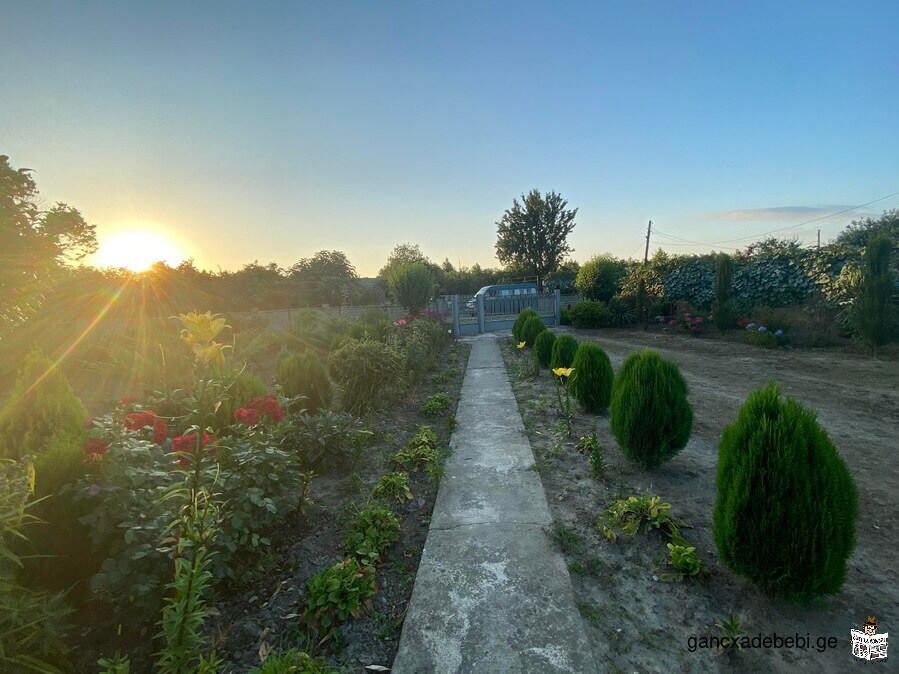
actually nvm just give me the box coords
[393,335,598,673]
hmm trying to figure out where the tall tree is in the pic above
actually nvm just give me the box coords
[290,250,357,306]
[712,254,736,333]
[495,189,577,288]
[0,155,97,337]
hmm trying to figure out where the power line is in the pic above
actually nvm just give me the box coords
[652,191,898,250]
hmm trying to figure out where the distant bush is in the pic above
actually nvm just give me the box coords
[329,339,403,414]
[559,306,571,326]
[513,308,539,342]
[714,384,857,599]
[390,316,450,382]
[533,330,557,367]
[610,350,692,469]
[569,343,614,413]
[568,301,611,329]
[387,263,436,313]
[576,254,627,302]
[550,335,579,370]
[521,314,547,347]
[277,350,331,413]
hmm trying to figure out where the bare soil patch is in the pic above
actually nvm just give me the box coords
[501,327,898,673]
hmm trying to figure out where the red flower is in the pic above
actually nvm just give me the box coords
[83,438,110,458]
[246,395,285,422]
[171,432,217,466]
[124,410,158,431]
[152,419,168,444]
[84,417,94,428]
[234,407,261,426]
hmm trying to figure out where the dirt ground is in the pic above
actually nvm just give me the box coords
[501,327,898,673]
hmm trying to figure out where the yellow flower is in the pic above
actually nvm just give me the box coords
[176,310,229,345]
[517,341,526,349]
[191,341,230,367]
[552,367,575,378]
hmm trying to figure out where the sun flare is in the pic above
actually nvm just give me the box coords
[94,230,185,272]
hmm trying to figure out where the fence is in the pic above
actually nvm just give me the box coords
[451,291,560,336]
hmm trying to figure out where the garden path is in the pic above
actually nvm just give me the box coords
[393,333,599,673]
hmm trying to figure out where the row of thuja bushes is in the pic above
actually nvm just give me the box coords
[512,308,857,601]
[0,308,453,672]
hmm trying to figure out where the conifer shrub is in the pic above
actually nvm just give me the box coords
[277,349,331,412]
[550,334,579,370]
[568,343,614,413]
[712,254,736,332]
[533,330,557,367]
[853,234,897,350]
[610,350,692,469]
[713,384,857,600]
[513,308,539,342]
[521,314,546,347]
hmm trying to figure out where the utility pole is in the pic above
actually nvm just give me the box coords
[643,220,653,265]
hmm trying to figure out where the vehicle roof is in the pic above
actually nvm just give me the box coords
[475,282,537,294]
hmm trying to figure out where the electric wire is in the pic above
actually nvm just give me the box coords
[651,191,898,250]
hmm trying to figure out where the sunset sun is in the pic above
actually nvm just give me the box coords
[94,230,185,271]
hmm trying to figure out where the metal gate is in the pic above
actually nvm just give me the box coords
[449,290,560,336]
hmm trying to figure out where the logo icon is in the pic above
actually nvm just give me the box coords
[851,616,889,661]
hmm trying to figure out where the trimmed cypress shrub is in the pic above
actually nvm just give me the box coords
[569,343,614,413]
[713,384,857,600]
[854,234,897,350]
[521,314,546,347]
[712,254,736,332]
[534,330,557,367]
[278,349,332,412]
[550,334,579,370]
[610,350,692,469]
[513,308,539,342]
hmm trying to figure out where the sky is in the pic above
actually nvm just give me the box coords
[3,1,898,276]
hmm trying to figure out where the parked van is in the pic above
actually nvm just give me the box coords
[466,283,539,311]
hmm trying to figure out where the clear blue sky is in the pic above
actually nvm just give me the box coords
[3,1,897,275]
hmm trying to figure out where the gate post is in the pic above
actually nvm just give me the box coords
[554,289,561,325]
[477,294,486,334]
[452,295,461,337]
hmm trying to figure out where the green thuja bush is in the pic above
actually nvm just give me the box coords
[713,384,857,600]
[533,330,557,367]
[550,334,579,370]
[277,349,331,412]
[610,350,692,469]
[513,308,539,342]
[854,234,897,350]
[568,343,614,413]
[712,254,736,332]
[521,314,547,347]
